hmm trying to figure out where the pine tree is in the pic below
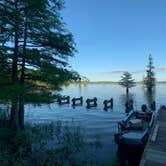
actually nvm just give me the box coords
[0,0,78,86]
[0,0,79,131]
[144,54,155,91]
[119,72,136,94]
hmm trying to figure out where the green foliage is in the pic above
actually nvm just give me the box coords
[0,0,80,103]
[119,72,136,93]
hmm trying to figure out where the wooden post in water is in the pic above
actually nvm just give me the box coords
[58,96,70,105]
[125,99,133,112]
[86,97,97,109]
[150,101,156,110]
[103,98,113,111]
[72,96,83,106]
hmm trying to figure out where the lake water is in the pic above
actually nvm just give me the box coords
[24,83,166,165]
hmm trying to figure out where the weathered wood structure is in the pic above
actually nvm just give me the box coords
[86,97,97,109]
[58,96,70,105]
[150,101,156,111]
[103,98,113,111]
[72,97,83,106]
[140,106,166,166]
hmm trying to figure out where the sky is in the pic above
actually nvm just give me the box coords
[62,0,166,81]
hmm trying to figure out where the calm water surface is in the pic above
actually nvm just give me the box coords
[25,83,166,165]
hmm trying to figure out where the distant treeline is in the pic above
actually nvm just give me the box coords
[66,81,166,85]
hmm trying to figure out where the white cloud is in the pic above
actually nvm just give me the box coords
[101,66,166,75]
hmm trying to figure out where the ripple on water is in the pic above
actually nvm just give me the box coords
[24,83,166,164]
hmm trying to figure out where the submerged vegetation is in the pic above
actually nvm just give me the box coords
[0,111,102,166]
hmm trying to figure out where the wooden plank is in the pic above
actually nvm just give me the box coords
[144,160,166,166]
[146,149,166,164]
[151,124,159,142]
[140,108,166,166]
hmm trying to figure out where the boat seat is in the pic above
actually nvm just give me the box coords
[136,112,151,121]
[128,119,143,129]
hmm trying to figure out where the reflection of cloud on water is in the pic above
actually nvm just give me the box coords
[101,69,144,74]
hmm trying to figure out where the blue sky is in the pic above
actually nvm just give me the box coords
[62,0,166,81]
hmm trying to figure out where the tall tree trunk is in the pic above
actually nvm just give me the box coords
[19,95,25,130]
[126,87,129,94]
[19,11,27,130]
[12,0,19,83]
[20,17,28,83]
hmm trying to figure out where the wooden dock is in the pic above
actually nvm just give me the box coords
[140,107,166,166]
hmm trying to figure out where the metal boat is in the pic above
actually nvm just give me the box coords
[114,109,155,148]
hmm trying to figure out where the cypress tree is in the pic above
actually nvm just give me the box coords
[144,54,155,92]
[119,72,136,94]
[0,0,79,130]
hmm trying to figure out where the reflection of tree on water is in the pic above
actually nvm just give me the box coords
[75,82,89,96]
[117,145,144,166]
[143,86,156,109]
[120,93,135,114]
[77,84,83,96]
[9,96,25,131]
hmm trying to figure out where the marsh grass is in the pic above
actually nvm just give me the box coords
[0,111,102,166]
[110,156,121,166]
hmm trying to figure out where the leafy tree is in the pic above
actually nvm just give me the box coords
[119,72,136,94]
[143,54,155,91]
[0,0,80,131]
